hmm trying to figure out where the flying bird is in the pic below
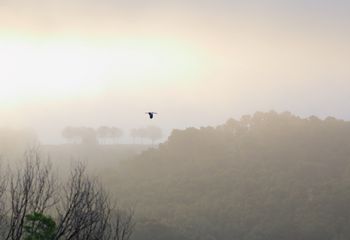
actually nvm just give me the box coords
[146,112,157,119]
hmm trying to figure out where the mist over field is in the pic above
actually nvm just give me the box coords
[1,0,350,239]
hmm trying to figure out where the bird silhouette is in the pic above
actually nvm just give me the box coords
[146,112,157,119]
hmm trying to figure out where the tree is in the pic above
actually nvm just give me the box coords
[4,149,57,240]
[97,127,123,145]
[62,127,75,144]
[107,207,135,240]
[130,127,162,145]
[145,126,163,145]
[129,128,147,144]
[0,147,134,240]
[115,112,350,240]
[130,129,138,144]
[62,127,98,145]
[78,127,98,146]
[0,162,8,235]
[110,127,123,144]
[24,212,56,240]
[98,126,110,145]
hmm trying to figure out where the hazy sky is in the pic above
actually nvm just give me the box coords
[0,0,349,143]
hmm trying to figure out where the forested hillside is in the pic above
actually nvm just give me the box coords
[110,112,350,240]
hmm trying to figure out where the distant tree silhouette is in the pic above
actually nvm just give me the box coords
[62,127,75,144]
[144,126,163,144]
[97,126,109,144]
[130,127,162,144]
[109,127,123,144]
[62,127,97,145]
[130,129,138,144]
[129,128,146,144]
[138,128,147,144]
[77,127,97,145]
[97,127,123,144]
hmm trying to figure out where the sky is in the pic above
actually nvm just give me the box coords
[0,0,350,143]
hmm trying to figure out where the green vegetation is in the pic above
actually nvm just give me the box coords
[24,212,56,240]
[3,111,350,239]
[108,111,350,240]
[0,154,135,240]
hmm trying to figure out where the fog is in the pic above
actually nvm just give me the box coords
[1,1,350,240]
[0,0,350,143]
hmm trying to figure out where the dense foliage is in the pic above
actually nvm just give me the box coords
[112,111,350,240]
[24,212,56,240]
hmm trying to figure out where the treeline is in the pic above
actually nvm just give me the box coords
[130,126,163,144]
[109,111,350,240]
[62,126,163,145]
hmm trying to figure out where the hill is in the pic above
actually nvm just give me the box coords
[109,112,350,240]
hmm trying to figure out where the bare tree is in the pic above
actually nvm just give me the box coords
[107,208,135,240]
[54,162,135,240]
[0,162,9,235]
[4,148,57,240]
[54,163,111,240]
[1,148,134,240]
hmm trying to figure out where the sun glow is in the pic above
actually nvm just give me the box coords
[0,37,203,107]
